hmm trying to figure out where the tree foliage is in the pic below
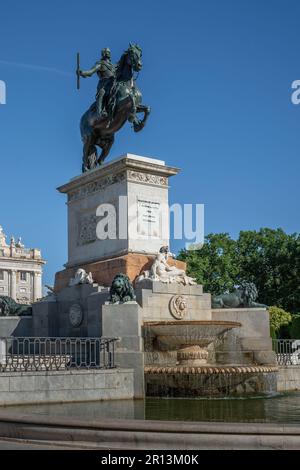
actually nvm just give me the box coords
[178,233,239,295]
[178,228,300,313]
[268,306,292,336]
[289,315,300,339]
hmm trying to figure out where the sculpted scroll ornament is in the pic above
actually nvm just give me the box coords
[69,172,126,202]
[127,171,167,187]
[68,170,167,203]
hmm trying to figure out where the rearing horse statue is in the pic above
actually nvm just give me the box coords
[79,44,151,173]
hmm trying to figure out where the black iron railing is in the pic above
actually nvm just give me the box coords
[273,339,300,366]
[0,337,118,372]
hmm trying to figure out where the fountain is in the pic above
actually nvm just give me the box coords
[143,317,278,398]
[42,153,279,402]
[140,296,278,398]
[98,251,279,399]
[143,320,241,367]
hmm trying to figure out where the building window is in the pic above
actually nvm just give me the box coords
[20,272,27,281]
[0,270,4,281]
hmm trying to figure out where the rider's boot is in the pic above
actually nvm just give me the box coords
[96,92,107,119]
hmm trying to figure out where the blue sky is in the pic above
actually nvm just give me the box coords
[0,0,300,285]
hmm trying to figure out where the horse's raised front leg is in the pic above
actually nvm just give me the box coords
[131,104,151,132]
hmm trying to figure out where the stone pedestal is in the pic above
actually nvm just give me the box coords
[55,253,186,292]
[55,154,180,291]
[135,280,211,322]
[33,283,110,338]
[102,302,144,398]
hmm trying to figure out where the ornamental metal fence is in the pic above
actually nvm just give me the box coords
[273,339,300,366]
[0,337,118,372]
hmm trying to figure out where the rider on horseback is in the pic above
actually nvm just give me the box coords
[79,44,150,172]
[79,47,115,119]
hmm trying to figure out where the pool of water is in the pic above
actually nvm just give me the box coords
[2,392,300,423]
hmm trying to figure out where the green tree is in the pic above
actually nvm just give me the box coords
[236,229,300,312]
[289,314,300,339]
[178,228,300,313]
[178,233,239,295]
[268,306,292,339]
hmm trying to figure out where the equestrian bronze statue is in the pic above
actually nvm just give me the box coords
[77,44,151,172]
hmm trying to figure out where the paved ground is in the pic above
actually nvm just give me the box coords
[0,438,78,450]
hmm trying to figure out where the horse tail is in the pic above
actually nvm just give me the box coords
[80,106,94,141]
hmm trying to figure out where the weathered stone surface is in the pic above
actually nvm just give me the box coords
[0,316,33,337]
[102,303,144,398]
[0,377,9,392]
[212,308,270,338]
[135,283,211,322]
[1,413,300,449]
[54,253,186,292]
[57,155,179,270]
[34,283,109,338]
[212,308,276,366]
[102,303,142,338]
[0,369,134,405]
[277,366,300,391]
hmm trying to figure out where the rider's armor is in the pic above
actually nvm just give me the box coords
[95,59,115,117]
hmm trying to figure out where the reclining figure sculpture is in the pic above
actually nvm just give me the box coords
[136,246,197,286]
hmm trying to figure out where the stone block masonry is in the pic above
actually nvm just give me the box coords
[54,154,182,290]
[0,368,134,405]
[277,366,300,392]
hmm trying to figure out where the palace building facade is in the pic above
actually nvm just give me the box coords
[0,225,46,304]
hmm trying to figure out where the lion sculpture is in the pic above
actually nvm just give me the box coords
[212,282,267,309]
[0,296,32,316]
[109,273,136,304]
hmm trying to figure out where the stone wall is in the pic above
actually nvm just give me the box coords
[32,283,109,337]
[277,366,300,391]
[0,368,134,405]
[136,281,211,322]
[0,414,300,449]
[0,316,33,337]
[212,308,276,365]
[102,302,144,399]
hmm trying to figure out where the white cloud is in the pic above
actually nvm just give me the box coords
[0,59,72,77]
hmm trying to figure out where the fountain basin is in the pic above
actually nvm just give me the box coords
[143,320,241,350]
[142,320,278,397]
[145,365,279,398]
[145,365,279,375]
